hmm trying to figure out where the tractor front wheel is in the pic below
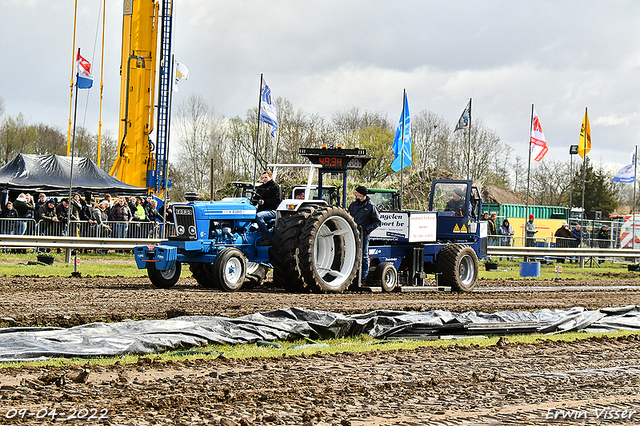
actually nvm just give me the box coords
[212,248,246,292]
[148,261,182,289]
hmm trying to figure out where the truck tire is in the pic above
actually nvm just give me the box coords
[244,262,268,288]
[271,206,317,292]
[189,263,216,288]
[435,244,479,292]
[372,262,398,292]
[148,261,182,288]
[212,247,246,292]
[298,206,361,293]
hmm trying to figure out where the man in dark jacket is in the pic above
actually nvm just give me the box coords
[2,201,18,236]
[13,193,35,236]
[348,185,382,283]
[596,225,610,249]
[109,197,132,238]
[554,221,572,263]
[254,171,282,246]
[36,199,59,236]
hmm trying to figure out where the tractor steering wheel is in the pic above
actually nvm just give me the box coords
[243,189,261,205]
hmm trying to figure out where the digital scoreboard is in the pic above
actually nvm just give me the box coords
[299,148,372,171]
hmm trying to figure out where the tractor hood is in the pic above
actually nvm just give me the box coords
[190,197,257,220]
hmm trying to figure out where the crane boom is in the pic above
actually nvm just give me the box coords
[111,0,173,196]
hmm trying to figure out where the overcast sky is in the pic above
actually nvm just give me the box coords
[2,0,640,172]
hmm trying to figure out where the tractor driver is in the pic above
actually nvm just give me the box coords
[445,187,465,216]
[254,170,282,246]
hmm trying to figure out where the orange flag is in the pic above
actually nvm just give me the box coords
[578,108,591,158]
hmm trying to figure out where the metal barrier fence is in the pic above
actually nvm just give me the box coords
[0,217,174,252]
[487,234,616,250]
[0,218,173,239]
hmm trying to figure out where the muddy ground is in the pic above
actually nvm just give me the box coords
[0,273,640,425]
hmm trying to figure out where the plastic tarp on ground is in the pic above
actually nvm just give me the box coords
[0,154,146,196]
[1,305,640,362]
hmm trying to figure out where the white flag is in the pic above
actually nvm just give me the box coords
[613,151,636,183]
[530,107,548,162]
[173,62,189,92]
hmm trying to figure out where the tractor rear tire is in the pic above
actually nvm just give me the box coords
[212,248,246,292]
[189,263,216,288]
[271,206,317,292]
[435,244,479,292]
[244,262,268,288]
[148,261,182,289]
[298,206,361,293]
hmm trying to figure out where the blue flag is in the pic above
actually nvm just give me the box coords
[391,92,411,172]
[455,99,471,132]
[259,78,277,137]
[613,151,635,183]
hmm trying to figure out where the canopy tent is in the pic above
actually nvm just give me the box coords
[0,154,146,197]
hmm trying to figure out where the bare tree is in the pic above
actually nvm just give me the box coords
[174,94,215,195]
[510,155,526,193]
[0,113,36,164]
[33,124,66,156]
[529,159,572,206]
[97,130,118,173]
[332,108,390,148]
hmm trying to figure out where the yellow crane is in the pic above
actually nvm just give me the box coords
[111,0,173,196]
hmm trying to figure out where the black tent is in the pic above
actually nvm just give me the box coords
[0,154,146,197]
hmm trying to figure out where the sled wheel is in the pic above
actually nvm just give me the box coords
[372,262,398,292]
[212,248,246,292]
[148,261,182,289]
[298,206,361,293]
[435,244,479,292]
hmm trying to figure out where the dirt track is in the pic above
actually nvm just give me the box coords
[0,273,640,425]
[1,275,640,328]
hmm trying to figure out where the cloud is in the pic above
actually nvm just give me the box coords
[2,0,640,171]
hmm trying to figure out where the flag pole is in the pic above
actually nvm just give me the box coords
[399,89,406,210]
[466,98,472,180]
[161,55,176,239]
[97,0,106,167]
[68,49,81,237]
[526,104,533,220]
[632,145,637,249]
[253,74,264,192]
[67,0,78,155]
[580,107,587,252]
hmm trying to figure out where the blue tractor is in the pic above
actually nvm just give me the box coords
[134,188,362,292]
[135,148,487,293]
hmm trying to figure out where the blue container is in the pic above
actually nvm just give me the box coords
[519,261,541,277]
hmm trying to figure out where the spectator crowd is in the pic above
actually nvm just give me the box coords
[0,191,171,238]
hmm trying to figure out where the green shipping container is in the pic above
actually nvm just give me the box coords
[482,203,569,220]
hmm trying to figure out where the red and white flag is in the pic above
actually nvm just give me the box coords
[530,107,548,162]
[76,50,93,89]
